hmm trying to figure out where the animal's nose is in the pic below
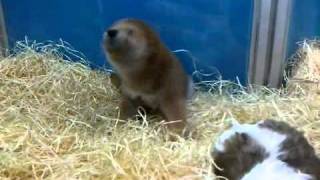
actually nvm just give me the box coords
[107,29,118,38]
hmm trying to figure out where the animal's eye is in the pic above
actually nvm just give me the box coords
[128,29,134,35]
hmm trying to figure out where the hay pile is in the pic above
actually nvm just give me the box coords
[0,41,319,180]
[287,40,320,94]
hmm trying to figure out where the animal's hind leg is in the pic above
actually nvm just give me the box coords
[159,97,189,137]
[119,95,137,120]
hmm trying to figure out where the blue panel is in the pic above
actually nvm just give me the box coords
[287,0,320,57]
[2,0,253,84]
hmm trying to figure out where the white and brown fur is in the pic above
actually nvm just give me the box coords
[211,119,320,180]
[103,18,193,137]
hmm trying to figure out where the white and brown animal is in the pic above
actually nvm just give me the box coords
[211,119,320,180]
[103,18,193,137]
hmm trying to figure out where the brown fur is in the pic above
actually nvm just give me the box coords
[260,119,320,179]
[212,119,320,180]
[212,132,269,180]
[103,19,191,137]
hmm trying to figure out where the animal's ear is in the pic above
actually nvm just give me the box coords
[110,72,121,89]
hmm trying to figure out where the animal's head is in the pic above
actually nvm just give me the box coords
[103,19,160,65]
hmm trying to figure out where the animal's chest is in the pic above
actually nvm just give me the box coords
[121,85,159,109]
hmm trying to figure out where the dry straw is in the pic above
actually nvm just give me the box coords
[0,40,319,180]
[286,40,320,95]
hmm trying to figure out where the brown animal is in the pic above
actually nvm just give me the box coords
[102,18,193,137]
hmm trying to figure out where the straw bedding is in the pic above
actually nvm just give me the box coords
[0,40,319,180]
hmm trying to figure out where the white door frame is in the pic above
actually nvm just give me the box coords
[248,0,292,88]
